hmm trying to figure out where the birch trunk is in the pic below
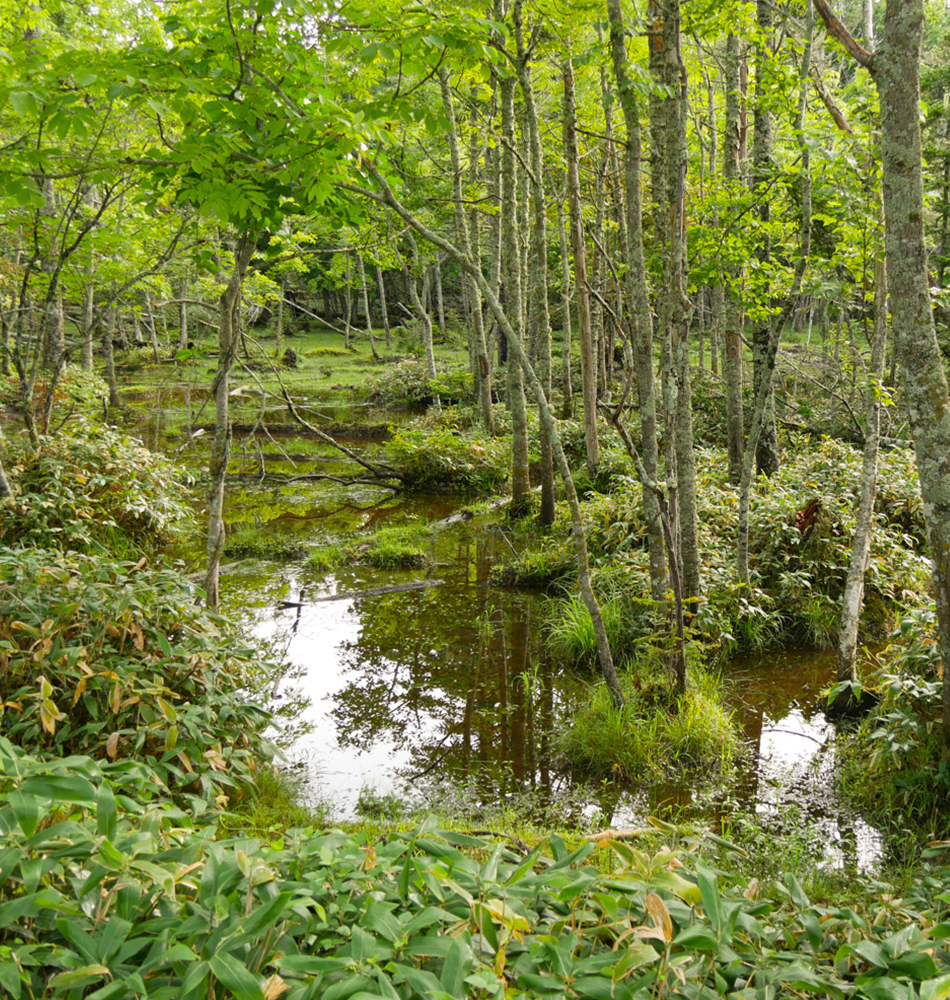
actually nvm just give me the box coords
[607,0,668,601]
[837,257,887,686]
[375,265,391,350]
[204,233,256,610]
[358,254,379,359]
[563,54,600,475]
[556,190,573,419]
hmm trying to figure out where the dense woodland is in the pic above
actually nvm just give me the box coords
[5,0,950,997]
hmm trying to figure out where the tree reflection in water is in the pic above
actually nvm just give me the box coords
[329,539,580,808]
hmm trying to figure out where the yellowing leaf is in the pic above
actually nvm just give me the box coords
[106,732,120,759]
[645,892,672,944]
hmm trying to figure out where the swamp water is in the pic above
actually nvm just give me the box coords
[132,385,885,870]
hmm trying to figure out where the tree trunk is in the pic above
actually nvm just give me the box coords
[204,233,256,610]
[607,0,668,601]
[837,257,887,687]
[514,0,556,525]
[752,0,780,478]
[358,254,379,359]
[556,190,573,419]
[563,53,600,476]
[376,265,391,350]
[723,32,745,485]
[500,72,532,513]
[438,70,494,436]
[81,283,95,370]
[178,276,189,350]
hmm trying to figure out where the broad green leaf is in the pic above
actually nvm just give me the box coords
[209,953,265,1000]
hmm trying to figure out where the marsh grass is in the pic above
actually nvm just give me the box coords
[224,524,309,560]
[558,665,737,783]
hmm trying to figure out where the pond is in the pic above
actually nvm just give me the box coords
[133,382,886,871]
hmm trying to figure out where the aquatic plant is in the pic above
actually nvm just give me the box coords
[557,665,737,782]
[224,524,309,561]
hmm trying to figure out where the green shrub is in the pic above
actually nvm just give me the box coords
[385,426,508,492]
[840,609,950,836]
[0,548,276,805]
[4,753,948,1000]
[0,422,193,555]
[558,666,736,782]
[368,357,472,405]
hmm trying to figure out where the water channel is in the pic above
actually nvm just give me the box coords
[136,386,885,871]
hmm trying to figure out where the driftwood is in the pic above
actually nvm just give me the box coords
[279,579,445,606]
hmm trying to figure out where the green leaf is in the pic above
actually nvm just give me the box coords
[7,791,39,838]
[96,783,117,841]
[672,924,720,951]
[22,774,96,803]
[860,977,912,1000]
[48,965,111,989]
[440,936,471,996]
[886,952,938,980]
[209,953,265,1000]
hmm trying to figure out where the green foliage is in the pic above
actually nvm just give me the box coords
[224,525,309,561]
[0,548,275,806]
[0,423,194,556]
[5,748,950,1000]
[558,666,736,782]
[841,610,950,835]
[363,524,431,569]
[368,357,473,405]
[583,440,928,654]
[385,426,509,492]
[0,364,108,416]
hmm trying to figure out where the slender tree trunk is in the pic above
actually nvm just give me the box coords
[724,32,745,484]
[837,257,887,687]
[204,233,256,610]
[178,276,189,351]
[500,72,532,512]
[358,254,379,359]
[275,275,285,360]
[343,254,352,349]
[104,307,120,409]
[752,0,780,477]
[514,0,556,524]
[433,258,446,342]
[376,265,391,350]
[556,190,574,418]
[439,70,494,436]
[563,53,600,475]
[81,282,95,371]
[607,0,668,602]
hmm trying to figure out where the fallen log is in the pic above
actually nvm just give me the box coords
[279,579,445,605]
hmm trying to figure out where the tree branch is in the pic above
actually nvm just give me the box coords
[812,0,875,70]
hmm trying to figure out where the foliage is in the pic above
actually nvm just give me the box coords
[368,357,473,405]
[0,365,108,417]
[581,440,928,655]
[557,666,736,783]
[362,524,431,569]
[6,748,950,1000]
[840,610,950,835]
[385,426,509,492]
[224,525,309,562]
[0,423,194,556]
[0,548,276,807]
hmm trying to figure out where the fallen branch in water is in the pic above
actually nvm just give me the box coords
[279,579,445,605]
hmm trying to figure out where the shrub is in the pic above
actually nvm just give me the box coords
[0,422,193,555]
[368,357,472,405]
[385,426,508,492]
[0,548,276,805]
[840,609,950,835]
